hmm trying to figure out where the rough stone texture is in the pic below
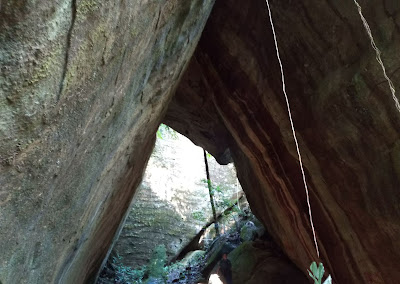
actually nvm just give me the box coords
[0,1,215,283]
[167,0,400,283]
[163,58,233,165]
[3,0,400,283]
[240,221,258,242]
[229,241,309,284]
[110,131,241,268]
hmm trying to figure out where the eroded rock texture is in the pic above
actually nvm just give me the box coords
[2,0,400,283]
[167,0,400,283]
[0,1,214,283]
[110,131,241,268]
[230,241,308,284]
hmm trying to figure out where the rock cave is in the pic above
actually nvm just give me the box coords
[1,0,400,283]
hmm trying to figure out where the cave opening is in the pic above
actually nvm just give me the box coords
[97,124,264,283]
[97,111,313,284]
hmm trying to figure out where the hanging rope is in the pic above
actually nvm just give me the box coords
[264,0,320,258]
[353,0,400,113]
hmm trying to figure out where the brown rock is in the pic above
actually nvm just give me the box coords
[2,0,400,283]
[167,0,400,283]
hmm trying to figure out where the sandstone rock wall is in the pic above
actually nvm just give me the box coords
[167,0,400,283]
[2,0,400,283]
[110,129,241,268]
[0,1,215,283]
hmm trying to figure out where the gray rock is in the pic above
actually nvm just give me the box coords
[202,235,239,277]
[180,250,206,267]
[240,221,257,242]
[145,276,166,284]
[0,1,215,283]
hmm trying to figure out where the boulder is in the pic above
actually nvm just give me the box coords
[202,234,239,277]
[166,250,206,284]
[240,221,257,242]
[180,250,206,268]
[229,241,308,284]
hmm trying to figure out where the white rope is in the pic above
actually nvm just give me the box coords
[353,0,400,113]
[265,0,320,258]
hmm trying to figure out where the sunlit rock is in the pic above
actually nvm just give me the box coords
[109,129,242,268]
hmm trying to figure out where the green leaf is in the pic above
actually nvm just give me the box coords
[308,262,323,284]
[308,270,318,283]
[310,262,317,274]
[318,263,325,280]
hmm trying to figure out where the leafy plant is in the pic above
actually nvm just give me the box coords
[200,178,245,218]
[109,245,169,284]
[308,262,332,284]
[192,211,206,222]
[111,254,146,283]
[147,244,167,280]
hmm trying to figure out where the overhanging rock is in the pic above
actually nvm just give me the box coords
[0,1,215,283]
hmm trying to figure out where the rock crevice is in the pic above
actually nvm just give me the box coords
[58,0,77,101]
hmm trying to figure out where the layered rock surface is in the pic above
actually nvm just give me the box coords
[0,1,215,283]
[229,241,309,284]
[167,0,400,283]
[110,129,241,268]
[2,0,400,283]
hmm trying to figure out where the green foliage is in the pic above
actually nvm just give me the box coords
[112,254,147,283]
[164,251,205,283]
[110,245,168,283]
[230,204,246,216]
[147,244,167,279]
[200,179,244,215]
[201,179,222,196]
[213,185,223,194]
[308,262,332,284]
[192,211,206,222]
[164,261,185,275]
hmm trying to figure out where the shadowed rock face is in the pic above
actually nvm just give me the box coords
[167,0,400,283]
[0,1,215,283]
[230,241,309,284]
[2,0,400,283]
